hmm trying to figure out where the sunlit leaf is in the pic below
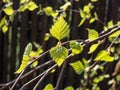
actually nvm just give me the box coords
[90,18,96,23]
[91,0,98,2]
[28,1,38,11]
[20,0,27,4]
[88,29,99,41]
[83,5,90,14]
[43,6,54,16]
[60,2,71,11]
[44,33,51,41]
[69,41,83,55]
[3,6,14,15]
[3,0,10,3]
[79,9,85,18]
[95,50,114,62]
[50,45,68,66]
[24,43,32,56]
[117,21,120,26]
[15,55,29,74]
[78,18,86,26]
[2,25,8,33]
[19,5,28,12]
[50,16,70,40]
[15,43,32,74]
[70,61,85,75]
[64,86,74,90]
[0,17,6,28]
[107,20,114,27]
[109,30,120,38]
[43,84,54,90]
[89,43,99,53]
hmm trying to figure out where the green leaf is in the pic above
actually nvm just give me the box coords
[109,30,120,38]
[88,29,99,41]
[107,20,114,27]
[20,0,27,4]
[78,18,86,26]
[90,18,96,23]
[60,2,71,11]
[117,21,120,26]
[0,17,6,28]
[89,43,99,53]
[91,0,98,2]
[70,61,85,75]
[95,50,114,62]
[3,6,14,15]
[64,86,74,90]
[79,9,85,18]
[43,84,54,90]
[15,55,30,74]
[19,5,28,12]
[2,25,8,33]
[24,43,32,56]
[15,43,32,74]
[43,6,54,16]
[28,1,38,11]
[50,45,68,66]
[69,41,83,55]
[50,16,70,40]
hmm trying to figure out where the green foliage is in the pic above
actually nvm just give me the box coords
[23,43,32,56]
[89,43,99,53]
[43,84,54,90]
[60,2,71,11]
[95,50,114,62]
[50,16,70,41]
[88,29,99,41]
[70,61,85,75]
[3,6,14,15]
[50,45,68,66]
[64,86,74,90]
[69,41,83,55]
[43,6,58,17]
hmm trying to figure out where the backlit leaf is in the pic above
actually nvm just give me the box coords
[3,6,14,15]
[78,18,86,26]
[91,0,98,2]
[43,84,54,90]
[95,50,114,62]
[89,43,99,53]
[50,45,68,66]
[107,20,113,27]
[43,6,54,16]
[50,16,70,40]
[70,61,85,75]
[88,29,99,41]
[28,1,38,11]
[15,43,32,74]
[0,17,6,28]
[109,30,120,38]
[64,86,74,90]
[15,55,29,74]
[69,41,83,55]
[90,18,96,23]
[2,25,8,33]
[60,2,71,11]
[79,9,85,18]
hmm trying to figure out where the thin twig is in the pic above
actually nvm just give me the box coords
[19,64,57,90]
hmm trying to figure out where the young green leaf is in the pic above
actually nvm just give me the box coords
[0,17,6,28]
[28,1,38,11]
[70,61,85,75]
[78,18,86,26]
[43,6,54,16]
[2,25,8,33]
[107,20,114,28]
[109,30,120,38]
[95,50,114,62]
[88,29,99,41]
[50,45,68,66]
[24,43,32,56]
[15,55,29,74]
[69,41,83,55]
[43,84,54,90]
[60,2,71,11]
[64,86,74,90]
[50,16,70,40]
[15,43,32,74]
[89,43,99,53]
[3,6,14,15]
